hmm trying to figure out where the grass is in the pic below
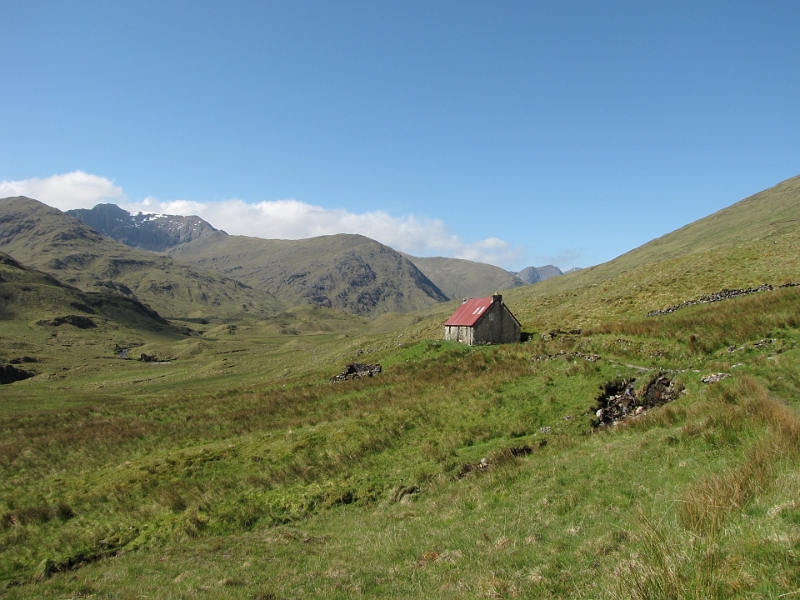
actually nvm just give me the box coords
[2,285,800,597]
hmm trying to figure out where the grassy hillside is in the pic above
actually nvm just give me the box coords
[497,174,800,331]
[0,197,283,321]
[166,232,448,316]
[403,255,525,300]
[0,251,180,331]
[0,250,191,389]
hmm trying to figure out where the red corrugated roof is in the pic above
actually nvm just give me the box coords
[444,297,494,327]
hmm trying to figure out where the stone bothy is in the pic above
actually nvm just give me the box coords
[443,294,521,345]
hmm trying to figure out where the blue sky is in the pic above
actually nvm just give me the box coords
[2,1,799,270]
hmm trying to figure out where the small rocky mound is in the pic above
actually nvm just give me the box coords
[330,363,382,382]
[0,364,35,384]
[594,374,682,426]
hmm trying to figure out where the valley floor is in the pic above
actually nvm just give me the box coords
[2,290,800,598]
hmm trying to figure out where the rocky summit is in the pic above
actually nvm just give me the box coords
[68,203,218,252]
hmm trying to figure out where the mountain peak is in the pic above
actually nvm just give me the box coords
[516,265,564,284]
[67,203,218,251]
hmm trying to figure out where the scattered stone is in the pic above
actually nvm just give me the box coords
[540,426,552,433]
[701,373,730,384]
[532,351,600,363]
[752,339,775,349]
[541,328,583,340]
[330,362,382,382]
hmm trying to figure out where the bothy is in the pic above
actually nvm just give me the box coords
[443,294,521,345]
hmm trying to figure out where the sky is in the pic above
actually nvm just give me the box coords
[2,1,799,271]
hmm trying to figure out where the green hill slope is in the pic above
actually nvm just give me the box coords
[403,254,525,299]
[0,251,166,328]
[167,231,448,315]
[496,174,800,331]
[0,197,284,321]
[0,250,190,381]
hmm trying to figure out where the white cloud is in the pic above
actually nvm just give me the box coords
[1,171,524,268]
[0,171,125,211]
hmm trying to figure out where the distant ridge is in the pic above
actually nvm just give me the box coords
[68,203,451,316]
[529,173,800,291]
[167,231,449,316]
[501,173,800,330]
[403,255,525,300]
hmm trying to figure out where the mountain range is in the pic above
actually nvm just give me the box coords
[64,202,570,312]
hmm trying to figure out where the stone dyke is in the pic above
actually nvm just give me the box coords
[646,282,800,317]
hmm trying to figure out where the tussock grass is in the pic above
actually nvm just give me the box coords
[614,375,800,600]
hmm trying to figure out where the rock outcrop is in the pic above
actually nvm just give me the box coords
[594,375,682,426]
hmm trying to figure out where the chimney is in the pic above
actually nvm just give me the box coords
[492,294,502,303]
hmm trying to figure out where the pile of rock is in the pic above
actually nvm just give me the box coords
[330,363,382,382]
[594,375,682,426]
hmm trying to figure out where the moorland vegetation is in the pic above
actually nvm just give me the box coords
[1,175,800,598]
